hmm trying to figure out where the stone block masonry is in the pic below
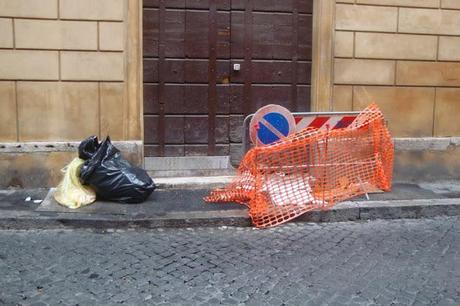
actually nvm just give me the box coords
[0,0,127,143]
[334,0,460,138]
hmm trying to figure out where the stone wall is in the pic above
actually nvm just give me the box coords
[0,0,129,143]
[334,0,460,138]
[0,0,143,187]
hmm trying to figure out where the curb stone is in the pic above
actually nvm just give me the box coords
[1,196,459,229]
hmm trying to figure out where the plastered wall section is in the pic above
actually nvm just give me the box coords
[334,0,460,138]
[0,0,129,143]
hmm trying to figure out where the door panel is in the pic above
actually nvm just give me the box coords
[143,1,313,157]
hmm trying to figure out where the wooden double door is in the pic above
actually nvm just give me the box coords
[143,0,313,157]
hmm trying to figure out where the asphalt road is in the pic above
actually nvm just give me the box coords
[1,217,459,306]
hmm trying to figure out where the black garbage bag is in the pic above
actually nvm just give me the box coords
[78,136,155,203]
[78,135,100,160]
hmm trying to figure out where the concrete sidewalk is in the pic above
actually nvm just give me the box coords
[1,179,460,229]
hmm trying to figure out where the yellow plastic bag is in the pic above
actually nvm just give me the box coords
[54,157,96,209]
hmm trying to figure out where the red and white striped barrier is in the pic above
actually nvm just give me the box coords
[242,109,362,153]
[295,115,358,132]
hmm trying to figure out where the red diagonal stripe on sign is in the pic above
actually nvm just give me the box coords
[307,116,330,129]
[332,116,357,129]
[294,116,303,124]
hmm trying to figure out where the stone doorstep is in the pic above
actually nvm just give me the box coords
[155,176,235,189]
[154,176,385,192]
[1,188,459,229]
[149,169,237,180]
[144,156,231,171]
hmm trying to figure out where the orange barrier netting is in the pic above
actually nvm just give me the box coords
[204,104,394,228]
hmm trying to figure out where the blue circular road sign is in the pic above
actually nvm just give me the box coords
[250,104,295,146]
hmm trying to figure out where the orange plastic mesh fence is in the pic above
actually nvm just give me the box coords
[204,104,394,228]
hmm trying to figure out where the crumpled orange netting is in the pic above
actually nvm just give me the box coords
[204,104,394,228]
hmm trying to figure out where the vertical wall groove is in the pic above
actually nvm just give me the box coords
[14,81,19,142]
[291,0,299,111]
[207,0,217,155]
[157,0,166,156]
[243,0,253,116]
